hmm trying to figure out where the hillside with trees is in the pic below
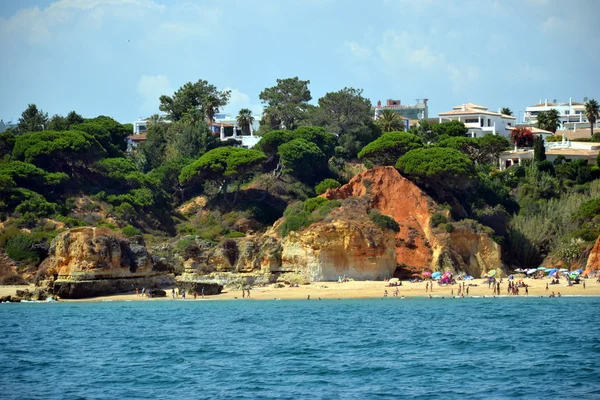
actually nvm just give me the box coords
[1,78,599,283]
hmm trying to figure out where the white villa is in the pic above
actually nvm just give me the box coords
[499,138,600,170]
[523,98,599,131]
[129,112,261,150]
[437,103,516,138]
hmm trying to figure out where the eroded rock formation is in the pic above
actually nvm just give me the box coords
[586,235,600,271]
[323,167,502,276]
[37,227,173,298]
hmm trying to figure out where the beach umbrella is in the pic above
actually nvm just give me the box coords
[576,269,583,274]
[464,275,473,280]
[432,271,442,278]
[537,267,546,271]
[487,270,497,278]
[527,269,537,275]
[422,271,432,276]
[411,273,420,277]
[389,278,400,283]
[569,273,578,279]
[514,268,524,273]
[559,268,568,272]
[544,268,554,272]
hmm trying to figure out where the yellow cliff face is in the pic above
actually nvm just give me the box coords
[281,219,397,281]
[38,227,156,280]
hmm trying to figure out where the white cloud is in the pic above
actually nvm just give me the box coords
[345,41,372,60]
[137,75,173,115]
[541,16,564,32]
[223,88,263,116]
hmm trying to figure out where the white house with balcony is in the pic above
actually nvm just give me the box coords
[523,98,599,131]
[437,103,516,138]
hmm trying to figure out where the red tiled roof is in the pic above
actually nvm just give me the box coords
[127,134,147,141]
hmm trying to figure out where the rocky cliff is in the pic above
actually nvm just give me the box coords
[37,227,173,298]
[586,235,600,271]
[323,167,502,276]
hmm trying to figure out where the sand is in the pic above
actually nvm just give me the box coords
[1,277,599,302]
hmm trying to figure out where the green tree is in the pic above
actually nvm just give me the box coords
[255,130,293,159]
[47,115,69,131]
[500,107,513,116]
[584,98,599,137]
[140,122,169,171]
[477,135,510,164]
[315,178,341,195]
[376,109,405,132]
[304,87,375,157]
[410,120,435,143]
[66,111,84,126]
[293,126,337,159]
[236,108,255,135]
[396,147,475,195]
[358,132,422,166]
[259,77,312,130]
[0,132,16,156]
[278,138,326,182]
[179,147,266,203]
[533,135,546,162]
[432,120,468,138]
[16,104,48,134]
[537,109,561,133]
[437,137,481,162]
[12,130,106,173]
[72,116,131,157]
[170,121,218,160]
[159,80,231,122]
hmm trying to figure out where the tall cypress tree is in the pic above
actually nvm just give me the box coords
[533,135,546,162]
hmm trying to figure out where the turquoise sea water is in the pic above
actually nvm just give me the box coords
[1,297,600,399]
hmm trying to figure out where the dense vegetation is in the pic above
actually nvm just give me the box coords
[1,80,599,277]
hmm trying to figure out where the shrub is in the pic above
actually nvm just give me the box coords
[225,231,246,238]
[122,225,142,237]
[279,211,312,237]
[304,197,329,213]
[5,234,38,261]
[430,213,447,227]
[0,227,21,247]
[315,178,341,195]
[445,223,454,233]
[369,210,400,232]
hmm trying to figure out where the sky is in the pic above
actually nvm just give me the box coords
[1,0,599,124]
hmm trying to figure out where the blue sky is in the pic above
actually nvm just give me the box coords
[1,0,599,124]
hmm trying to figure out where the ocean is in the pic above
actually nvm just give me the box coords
[1,297,599,399]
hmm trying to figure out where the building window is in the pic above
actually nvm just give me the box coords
[488,119,491,127]
[465,119,478,123]
[507,123,512,126]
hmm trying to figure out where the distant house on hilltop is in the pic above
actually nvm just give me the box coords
[437,103,515,138]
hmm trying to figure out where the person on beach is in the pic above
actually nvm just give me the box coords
[466,287,469,296]
[193,290,197,300]
[136,287,139,296]
[545,283,549,291]
[182,289,186,299]
[201,287,204,298]
[142,287,146,297]
[425,282,428,292]
[307,295,311,300]
[525,286,529,295]
[383,290,388,297]
[583,281,586,290]
[171,289,175,299]
[558,292,561,297]
[242,287,246,298]
[247,287,251,298]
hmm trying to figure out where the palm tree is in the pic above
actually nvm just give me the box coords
[500,107,513,116]
[376,109,405,132]
[236,108,255,136]
[585,99,599,137]
[536,109,561,133]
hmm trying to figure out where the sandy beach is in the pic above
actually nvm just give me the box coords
[1,276,599,302]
